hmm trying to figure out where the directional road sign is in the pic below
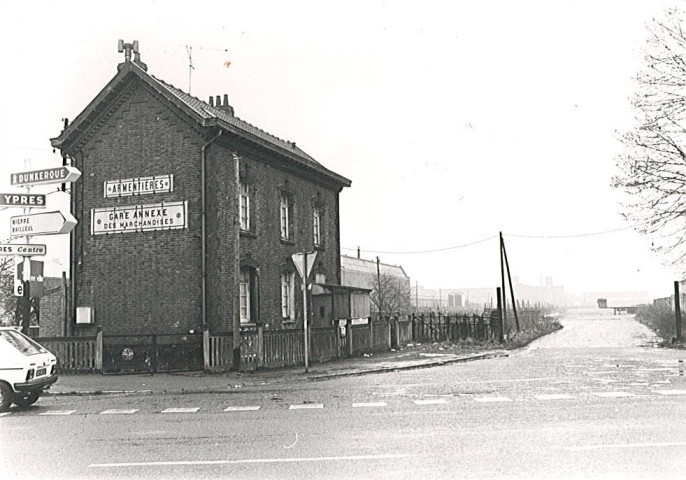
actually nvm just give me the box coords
[10,210,77,236]
[10,166,81,187]
[0,193,46,208]
[0,244,46,256]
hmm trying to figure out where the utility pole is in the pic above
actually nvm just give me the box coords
[232,152,241,370]
[675,281,683,343]
[376,256,382,318]
[501,234,520,332]
[499,232,507,336]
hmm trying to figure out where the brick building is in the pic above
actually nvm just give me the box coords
[50,44,351,338]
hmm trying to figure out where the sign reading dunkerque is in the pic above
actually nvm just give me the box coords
[91,201,187,234]
[104,175,173,198]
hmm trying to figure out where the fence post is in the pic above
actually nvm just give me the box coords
[393,317,400,349]
[257,325,264,368]
[347,318,353,357]
[203,326,210,372]
[95,327,103,373]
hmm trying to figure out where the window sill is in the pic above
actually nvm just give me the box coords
[240,230,257,239]
[280,238,295,246]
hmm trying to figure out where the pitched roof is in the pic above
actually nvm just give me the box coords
[51,60,351,188]
[341,255,409,279]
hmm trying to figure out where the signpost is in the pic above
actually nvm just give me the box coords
[10,210,77,237]
[0,193,46,208]
[291,251,317,372]
[10,166,81,186]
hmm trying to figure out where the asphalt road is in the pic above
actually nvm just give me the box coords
[2,308,685,479]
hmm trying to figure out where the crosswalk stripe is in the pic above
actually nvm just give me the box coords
[413,399,448,405]
[653,390,686,396]
[289,404,324,410]
[161,407,199,413]
[535,394,574,401]
[224,406,261,411]
[39,410,76,416]
[352,402,387,408]
[100,409,139,415]
[593,392,634,398]
[474,396,512,403]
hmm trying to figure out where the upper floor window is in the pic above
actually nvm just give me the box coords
[313,206,321,247]
[239,181,250,231]
[280,193,291,240]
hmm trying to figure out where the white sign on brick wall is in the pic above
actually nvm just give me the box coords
[104,174,173,198]
[91,201,187,235]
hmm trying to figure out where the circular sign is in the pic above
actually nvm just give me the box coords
[121,348,134,361]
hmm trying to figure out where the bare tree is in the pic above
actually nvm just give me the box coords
[0,254,18,326]
[614,8,686,271]
[371,273,411,317]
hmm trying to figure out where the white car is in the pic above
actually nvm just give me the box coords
[0,327,58,411]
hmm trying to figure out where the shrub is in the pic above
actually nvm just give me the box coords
[635,303,679,342]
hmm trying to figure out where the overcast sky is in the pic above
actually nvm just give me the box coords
[0,0,681,298]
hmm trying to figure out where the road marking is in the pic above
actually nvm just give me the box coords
[0,412,11,417]
[289,404,324,410]
[534,394,574,401]
[89,453,411,468]
[100,409,139,415]
[161,407,199,413]
[565,442,686,451]
[413,399,448,405]
[654,390,686,395]
[353,402,387,408]
[474,396,512,403]
[39,410,76,415]
[224,406,261,412]
[592,392,634,398]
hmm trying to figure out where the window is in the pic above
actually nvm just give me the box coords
[239,181,250,231]
[281,272,295,321]
[280,194,290,240]
[239,269,251,323]
[313,205,321,247]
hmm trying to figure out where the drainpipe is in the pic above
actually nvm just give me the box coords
[201,130,222,330]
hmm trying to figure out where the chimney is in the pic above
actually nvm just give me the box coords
[208,96,214,107]
[211,94,235,116]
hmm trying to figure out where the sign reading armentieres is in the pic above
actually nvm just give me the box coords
[91,201,187,234]
[10,166,82,186]
[104,174,173,198]
[0,193,46,208]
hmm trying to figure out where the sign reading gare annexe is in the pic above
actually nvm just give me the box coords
[91,201,187,235]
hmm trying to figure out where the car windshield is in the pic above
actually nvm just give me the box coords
[0,330,45,356]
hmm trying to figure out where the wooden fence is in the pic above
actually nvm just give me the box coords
[34,309,548,374]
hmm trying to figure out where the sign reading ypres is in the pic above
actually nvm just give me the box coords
[91,201,187,235]
[10,210,78,236]
[0,193,46,208]
[0,244,47,256]
[10,166,82,186]
[104,175,173,198]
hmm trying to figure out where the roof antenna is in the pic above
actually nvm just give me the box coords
[186,45,194,94]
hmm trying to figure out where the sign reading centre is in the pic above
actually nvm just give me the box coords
[104,175,173,198]
[91,201,187,235]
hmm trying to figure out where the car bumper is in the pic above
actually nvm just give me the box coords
[14,375,58,392]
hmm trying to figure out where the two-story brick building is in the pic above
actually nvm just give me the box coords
[50,43,351,340]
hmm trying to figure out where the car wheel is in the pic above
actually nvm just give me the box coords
[13,391,40,408]
[0,382,13,412]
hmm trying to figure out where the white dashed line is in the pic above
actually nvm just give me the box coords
[161,407,199,413]
[224,406,261,411]
[39,410,76,415]
[534,394,574,401]
[100,409,139,415]
[289,404,324,410]
[653,390,686,396]
[413,399,448,405]
[0,412,11,417]
[593,392,634,398]
[352,402,387,408]
[474,396,512,403]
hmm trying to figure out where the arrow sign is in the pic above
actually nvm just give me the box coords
[0,193,46,208]
[0,244,46,256]
[10,210,77,236]
[10,166,81,186]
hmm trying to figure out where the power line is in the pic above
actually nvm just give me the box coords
[343,235,497,255]
[503,222,646,239]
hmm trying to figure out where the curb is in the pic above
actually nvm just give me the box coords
[45,351,508,397]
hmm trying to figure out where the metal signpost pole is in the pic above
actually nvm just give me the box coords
[303,252,309,373]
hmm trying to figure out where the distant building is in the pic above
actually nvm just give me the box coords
[341,255,411,315]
